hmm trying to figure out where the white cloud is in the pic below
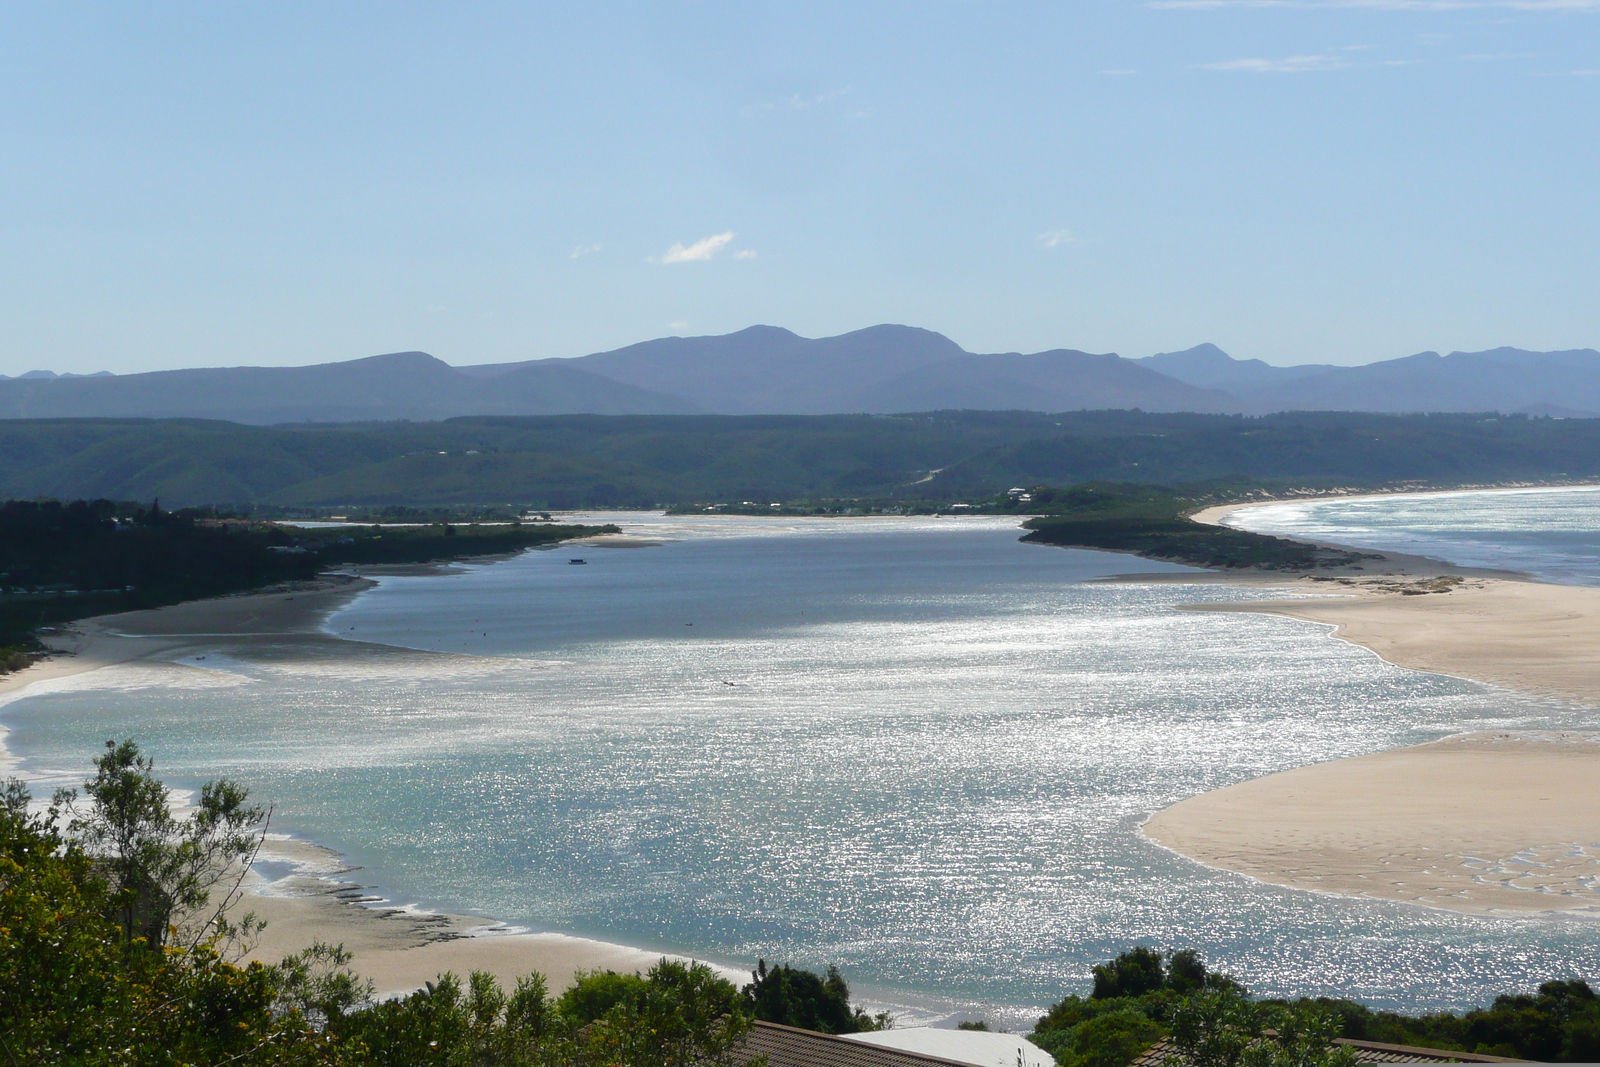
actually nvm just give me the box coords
[652,232,736,264]
[733,249,758,260]
[669,321,690,330]
[1038,229,1077,248]
[570,242,604,259]
[1201,54,1348,71]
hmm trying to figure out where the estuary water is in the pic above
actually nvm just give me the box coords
[3,512,1599,1021]
[1222,485,1600,585]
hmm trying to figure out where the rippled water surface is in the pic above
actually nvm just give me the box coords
[4,513,1598,1021]
[1224,485,1600,585]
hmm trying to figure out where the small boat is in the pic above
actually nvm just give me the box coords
[568,558,588,565]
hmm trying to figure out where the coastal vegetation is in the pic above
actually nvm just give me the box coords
[3,410,1600,509]
[1030,948,1600,1065]
[0,743,878,1065]
[1010,482,1376,570]
[0,497,613,656]
[693,479,1376,570]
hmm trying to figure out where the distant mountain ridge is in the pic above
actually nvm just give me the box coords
[1234,347,1600,416]
[458,325,1236,415]
[1132,344,1339,391]
[0,351,697,422]
[4,327,1598,422]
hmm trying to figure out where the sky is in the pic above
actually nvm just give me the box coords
[1,2,1597,376]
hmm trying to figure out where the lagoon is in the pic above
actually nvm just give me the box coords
[3,513,1597,1023]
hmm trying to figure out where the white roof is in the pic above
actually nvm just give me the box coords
[839,1027,1055,1067]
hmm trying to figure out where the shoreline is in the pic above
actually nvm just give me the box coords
[1189,480,1600,530]
[1143,572,1600,915]
[1142,731,1600,917]
[0,566,747,997]
[10,497,1600,998]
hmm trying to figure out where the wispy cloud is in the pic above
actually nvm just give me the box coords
[1201,53,1348,71]
[733,249,758,259]
[740,88,851,118]
[652,232,736,265]
[570,242,604,259]
[669,321,689,331]
[1038,229,1077,248]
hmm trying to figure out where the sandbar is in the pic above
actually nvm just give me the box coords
[1144,494,1600,917]
[1144,732,1600,915]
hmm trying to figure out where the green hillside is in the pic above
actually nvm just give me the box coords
[1,410,1598,509]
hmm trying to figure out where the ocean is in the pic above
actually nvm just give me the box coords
[1222,485,1600,585]
[3,509,1598,1023]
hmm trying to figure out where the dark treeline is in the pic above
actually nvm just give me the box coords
[0,497,612,653]
[1009,481,1379,570]
[3,410,1599,508]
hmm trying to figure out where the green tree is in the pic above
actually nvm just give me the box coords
[55,738,265,948]
[1093,947,1167,1000]
[743,960,890,1034]
[0,777,315,1066]
[1170,992,1358,1067]
[1092,948,1239,1001]
[1037,1010,1167,1067]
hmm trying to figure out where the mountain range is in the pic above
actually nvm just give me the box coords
[4,325,1598,423]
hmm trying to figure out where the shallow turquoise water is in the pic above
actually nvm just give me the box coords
[4,514,1597,1022]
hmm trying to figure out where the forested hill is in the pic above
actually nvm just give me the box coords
[2,410,1599,508]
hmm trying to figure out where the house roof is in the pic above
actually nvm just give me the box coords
[1127,1036,1531,1066]
[736,1021,1534,1067]
[736,1021,1004,1067]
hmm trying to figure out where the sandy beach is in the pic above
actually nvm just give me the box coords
[239,836,739,998]
[0,571,733,994]
[1144,731,1600,915]
[1142,496,1600,917]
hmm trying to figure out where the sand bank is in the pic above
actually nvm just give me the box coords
[240,838,739,998]
[1150,573,1600,915]
[1144,732,1600,915]
[1183,573,1600,706]
[0,573,721,993]
[0,574,377,707]
[1144,494,1600,916]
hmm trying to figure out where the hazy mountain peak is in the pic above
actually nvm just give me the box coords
[338,350,450,370]
[1136,344,1240,372]
[1133,344,1338,392]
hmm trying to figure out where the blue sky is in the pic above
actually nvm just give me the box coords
[1,2,1596,375]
